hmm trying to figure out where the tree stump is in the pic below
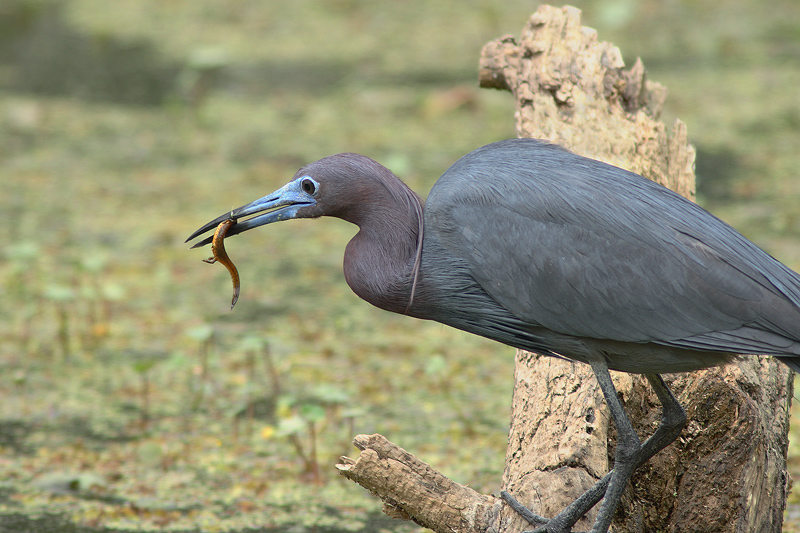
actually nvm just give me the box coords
[338,5,793,532]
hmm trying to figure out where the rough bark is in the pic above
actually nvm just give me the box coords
[338,5,792,532]
[337,434,504,533]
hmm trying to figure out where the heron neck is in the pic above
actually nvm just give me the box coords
[342,196,423,315]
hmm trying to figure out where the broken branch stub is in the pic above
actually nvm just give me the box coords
[337,434,504,533]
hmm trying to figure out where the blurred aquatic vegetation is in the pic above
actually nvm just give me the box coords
[1,1,179,105]
[0,0,798,531]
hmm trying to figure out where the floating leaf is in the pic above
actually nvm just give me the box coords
[163,351,192,370]
[237,335,265,352]
[81,252,109,273]
[137,441,163,466]
[43,284,76,302]
[299,403,326,423]
[276,395,295,418]
[132,358,159,374]
[188,46,229,70]
[424,354,448,377]
[186,324,214,342]
[340,407,367,418]
[5,241,40,261]
[311,383,349,405]
[276,416,306,437]
[74,472,107,491]
[101,282,127,301]
[32,472,106,493]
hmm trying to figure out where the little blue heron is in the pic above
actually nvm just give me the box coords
[187,138,800,533]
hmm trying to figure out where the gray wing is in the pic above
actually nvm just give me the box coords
[426,140,800,355]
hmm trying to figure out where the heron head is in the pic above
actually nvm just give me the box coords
[185,153,403,248]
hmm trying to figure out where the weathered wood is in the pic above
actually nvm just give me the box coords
[338,5,793,532]
[336,434,507,533]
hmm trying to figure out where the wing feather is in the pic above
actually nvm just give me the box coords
[425,139,800,355]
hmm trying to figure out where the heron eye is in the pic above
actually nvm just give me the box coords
[301,178,317,195]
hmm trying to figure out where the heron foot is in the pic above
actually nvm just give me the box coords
[500,490,549,526]
[500,490,592,533]
[501,372,687,533]
[501,472,609,533]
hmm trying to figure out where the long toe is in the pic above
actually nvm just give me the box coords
[500,491,549,526]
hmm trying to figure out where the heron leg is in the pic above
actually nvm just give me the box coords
[639,374,687,469]
[568,360,638,532]
[502,370,686,533]
[583,372,685,533]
